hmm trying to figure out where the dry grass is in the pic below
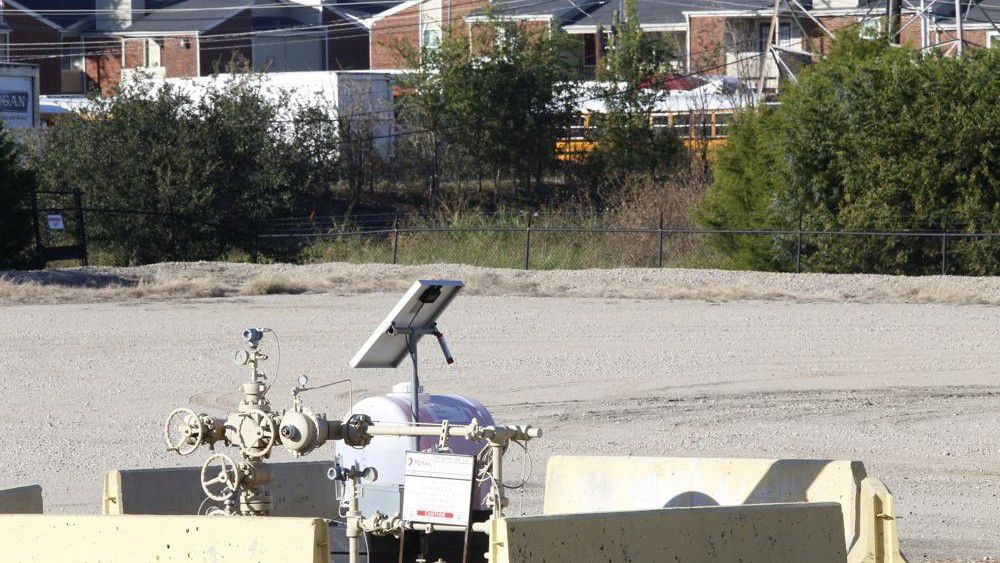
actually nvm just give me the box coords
[6,262,1000,307]
[240,274,307,296]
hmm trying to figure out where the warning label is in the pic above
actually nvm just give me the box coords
[401,452,475,527]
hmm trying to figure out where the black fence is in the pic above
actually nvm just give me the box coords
[255,213,1000,276]
[19,200,1000,276]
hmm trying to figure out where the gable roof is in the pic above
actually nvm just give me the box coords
[125,0,248,32]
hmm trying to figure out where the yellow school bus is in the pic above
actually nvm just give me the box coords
[555,109,735,161]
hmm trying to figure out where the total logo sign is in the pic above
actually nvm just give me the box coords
[401,452,475,526]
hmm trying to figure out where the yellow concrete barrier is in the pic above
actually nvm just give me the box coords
[0,514,329,562]
[544,456,905,563]
[0,485,43,514]
[492,503,847,563]
[103,461,337,517]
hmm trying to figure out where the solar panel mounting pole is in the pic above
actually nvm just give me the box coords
[406,332,419,452]
[349,279,464,451]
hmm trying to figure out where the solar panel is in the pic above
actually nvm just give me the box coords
[349,280,463,369]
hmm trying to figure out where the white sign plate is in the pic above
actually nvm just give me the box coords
[0,76,34,129]
[47,214,64,230]
[402,452,475,526]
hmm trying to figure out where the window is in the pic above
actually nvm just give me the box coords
[651,115,670,128]
[0,31,9,62]
[419,0,442,52]
[694,112,712,139]
[568,115,586,139]
[61,42,84,70]
[421,27,441,50]
[858,17,881,40]
[673,112,691,138]
[713,113,731,137]
[759,21,793,51]
[583,34,597,66]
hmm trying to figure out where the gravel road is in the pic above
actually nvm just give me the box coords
[1,276,998,560]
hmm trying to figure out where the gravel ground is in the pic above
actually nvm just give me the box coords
[1,266,999,560]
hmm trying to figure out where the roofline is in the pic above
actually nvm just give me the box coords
[465,14,554,22]
[937,21,997,29]
[113,30,201,37]
[562,22,685,32]
[326,7,372,29]
[6,0,65,32]
[367,0,422,25]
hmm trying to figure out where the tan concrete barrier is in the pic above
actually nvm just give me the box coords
[0,485,43,514]
[103,461,337,518]
[491,502,847,563]
[544,456,904,563]
[0,514,328,562]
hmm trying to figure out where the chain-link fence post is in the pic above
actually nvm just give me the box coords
[795,229,802,273]
[392,213,399,265]
[73,189,88,266]
[657,211,664,268]
[523,211,532,270]
[29,188,43,269]
[941,232,947,275]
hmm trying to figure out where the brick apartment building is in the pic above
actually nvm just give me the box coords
[4,0,996,97]
[5,0,347,95]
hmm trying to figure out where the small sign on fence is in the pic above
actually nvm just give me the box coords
[401,451,475,527]
[46,214,65,230]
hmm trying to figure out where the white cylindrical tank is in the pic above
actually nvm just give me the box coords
[339,382,496,512]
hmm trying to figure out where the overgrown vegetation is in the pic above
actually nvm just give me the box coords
[0,122,36,269]
[32,74,337,265]
[700,34,1000,274]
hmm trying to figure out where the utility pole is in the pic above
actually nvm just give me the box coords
[887,0,901,45]
[756,0,781,100]
[955,0,964,56]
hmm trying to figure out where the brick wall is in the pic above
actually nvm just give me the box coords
[688,16,726,73]
[898,14,923,48]
[123,38,144,68]
[201,9,253,74]
[84,40,123,96]
[325,10,370,69]
[936,28,988,50]
[162,36,198,77]
[4,5,63,95]
[810,16,856,55]
[370,2,420,69]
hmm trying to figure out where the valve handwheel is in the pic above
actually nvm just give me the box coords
[200,453,240,501]
[236,409,277,459]
[164,407,206,456]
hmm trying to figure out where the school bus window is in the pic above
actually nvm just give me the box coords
[713,113,731,137]
[651,115,670,128]
[694,112,712,139]
[673,112,691,137]
[568,115,587,139]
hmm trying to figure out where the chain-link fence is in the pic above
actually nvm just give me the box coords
[256,213,1000,275]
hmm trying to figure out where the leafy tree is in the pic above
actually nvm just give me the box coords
[588,0,683,180]
[395,15,576,200]
[34,74,330,265]
[700,33,1000,274]
[0,122,36,268]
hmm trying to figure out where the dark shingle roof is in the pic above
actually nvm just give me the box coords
[125,0,248,32]
[16,0,95,29]
[480,0,775,27]
[326,1,406,20]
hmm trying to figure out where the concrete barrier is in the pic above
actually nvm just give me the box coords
[544,456,904,563]
[102,461,337,518]
[0,514,328,562]
[492,503,847,563]
[0,485,43,514]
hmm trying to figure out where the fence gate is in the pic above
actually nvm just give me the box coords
[30,189,88,267]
